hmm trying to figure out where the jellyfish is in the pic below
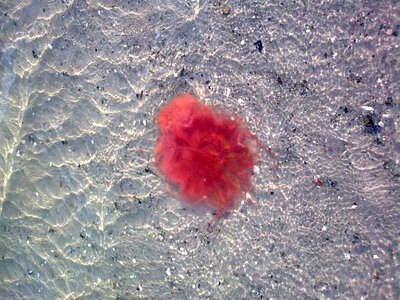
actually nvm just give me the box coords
[154,93,268,216]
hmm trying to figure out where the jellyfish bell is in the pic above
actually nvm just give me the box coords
[154,93,270,216]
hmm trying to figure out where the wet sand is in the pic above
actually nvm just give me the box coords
[0,1,399,299]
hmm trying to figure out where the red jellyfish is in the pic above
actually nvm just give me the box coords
[154,93,272,216]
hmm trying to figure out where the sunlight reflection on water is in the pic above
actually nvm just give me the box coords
[0,0,398,299]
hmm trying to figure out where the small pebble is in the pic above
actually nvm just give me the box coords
[222,5,231,15]
[245,192,252,201]
[360,105,374,112]
[254,165,260,174]
[225,88,230,97]
[179,247,188,255]
[254,40,263,53]
[315,179,324,187]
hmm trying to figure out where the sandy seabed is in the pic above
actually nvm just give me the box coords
[0,0,399,299]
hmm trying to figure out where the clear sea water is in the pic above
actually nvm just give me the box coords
[0,0,399,299]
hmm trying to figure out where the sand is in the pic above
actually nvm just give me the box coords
[0,0,398,299]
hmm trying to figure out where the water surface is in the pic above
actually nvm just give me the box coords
[0,0,399,299]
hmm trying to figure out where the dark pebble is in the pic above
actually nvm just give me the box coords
[337,106,349,115]
[362,114,381,134]
[348,73,362,83]
[352,234,360,244]
[136,90,143,99]
[179,67,186,77]
[254,40,263,53]
[327,179,337,188]
[375,138,384,146]
[385,97,393,106]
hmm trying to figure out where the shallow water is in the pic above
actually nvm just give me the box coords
[0,0,399,299]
